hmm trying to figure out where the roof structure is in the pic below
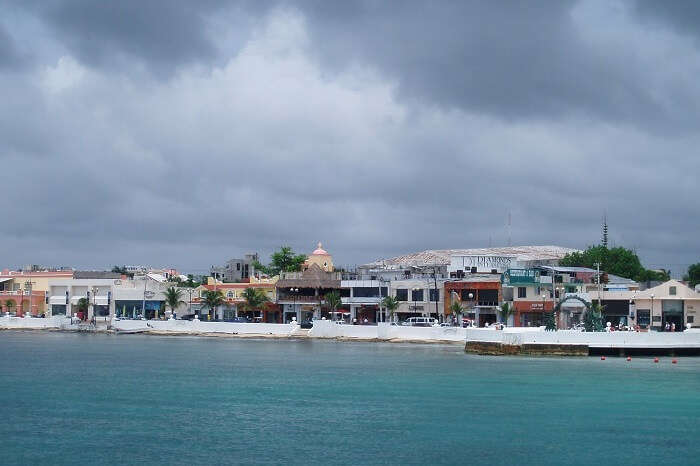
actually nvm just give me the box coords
[311,242,330,256]
[538,265,597,273]
[276,264,341,289]
[635,279,700,300]
[606,273,637,284]
[365,245,579,268]
[74,271,121,279]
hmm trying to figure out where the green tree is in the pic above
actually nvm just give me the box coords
[584,302,605,332]
[241,287,270,319]
[450,301,463,325]
[382,296,400,323]
[636,268,670,283]
[324,290,342,321]
[183,274,201,288]
[253,246,307,276]
[75,297,89,319]
[543,311,556,331]
[163,286,184,318]
[111,265,134,278]
[499,302,514,325]
[5,299,16,315]
[684,263,700,288]
[200,290,225,321]
[560,244,668,282]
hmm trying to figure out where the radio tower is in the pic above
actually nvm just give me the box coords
[602,212,608,248]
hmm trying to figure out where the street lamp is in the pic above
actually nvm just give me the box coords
[467,292,474,326]
[92,286,99,325]
[291,287,299,323]
[650,293,655,331]
[185,287,195,319]
[628,298,635,329]
[542,293,546,327]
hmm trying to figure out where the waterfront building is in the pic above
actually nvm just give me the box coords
[589,279,700,330]
[340,274,387,323]
[389,278,446,322]
[276,242,341,323]
[194,276,278,321]
[47,271,121,320]
[366,245,577,271]
[210,253,259,282]
[444,275,502,326]
[0,268,73,316]
[112,274,170,319]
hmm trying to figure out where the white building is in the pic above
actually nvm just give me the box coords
[47,273,173,321]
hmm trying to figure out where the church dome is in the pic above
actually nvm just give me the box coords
[311,242,330,256]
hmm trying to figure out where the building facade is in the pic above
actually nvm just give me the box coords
[210,253,259,283]
[1,269,74,316]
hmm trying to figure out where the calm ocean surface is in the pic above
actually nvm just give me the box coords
[0,331,698,465]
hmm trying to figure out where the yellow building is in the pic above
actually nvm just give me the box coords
[194,276,279,321]
[303,242,334,272]
[0,269,74,316]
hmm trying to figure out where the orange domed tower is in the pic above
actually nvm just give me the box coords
[303,242,334,272]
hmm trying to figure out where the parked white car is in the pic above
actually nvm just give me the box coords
[402,317,437,327]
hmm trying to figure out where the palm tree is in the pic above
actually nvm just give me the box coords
[584,302,605,332]
[75,297,89,320]
[5,300,15,315]
[381,296,400,324]
[163,286,184,319]
[241,287,270,320]
[499,302,514,325]
[200,289,225,321]
[450,301,463,326]
[324,290,342,321]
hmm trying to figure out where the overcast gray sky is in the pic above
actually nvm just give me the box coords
[0,0,698,276]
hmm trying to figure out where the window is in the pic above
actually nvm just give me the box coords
[491,269,498,274]
[687,315,694,324]
[518,287,526,298]
[429,289,440,302]
[227,291,234,298]
[353,287,380,298]
[669,286,676,295]
[470,267,477,273]
[396,289,408,301]
[236,263,241,271]
[411,289,424,301]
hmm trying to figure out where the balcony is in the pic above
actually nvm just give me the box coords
[277,295,322,303]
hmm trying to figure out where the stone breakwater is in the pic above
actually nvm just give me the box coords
[464,327,700,356]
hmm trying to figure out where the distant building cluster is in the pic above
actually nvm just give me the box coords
[1,243,698,331]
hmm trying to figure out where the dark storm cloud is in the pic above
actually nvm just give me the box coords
[294,1,675,128]
[0,0,698,277]
[3,0,273,73]
[0,24,21,68]
[633,0,700,38]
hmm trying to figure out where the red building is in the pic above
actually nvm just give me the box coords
[444,276,502,326]
[513,300,554,327]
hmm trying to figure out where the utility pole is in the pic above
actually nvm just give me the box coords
[432,265,440,323]
[142,274,147,320]
[594,262,602,306]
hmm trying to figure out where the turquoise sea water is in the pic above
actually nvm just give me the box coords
[0,331,698,465]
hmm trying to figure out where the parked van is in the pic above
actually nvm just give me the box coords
[402,317,438,327]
